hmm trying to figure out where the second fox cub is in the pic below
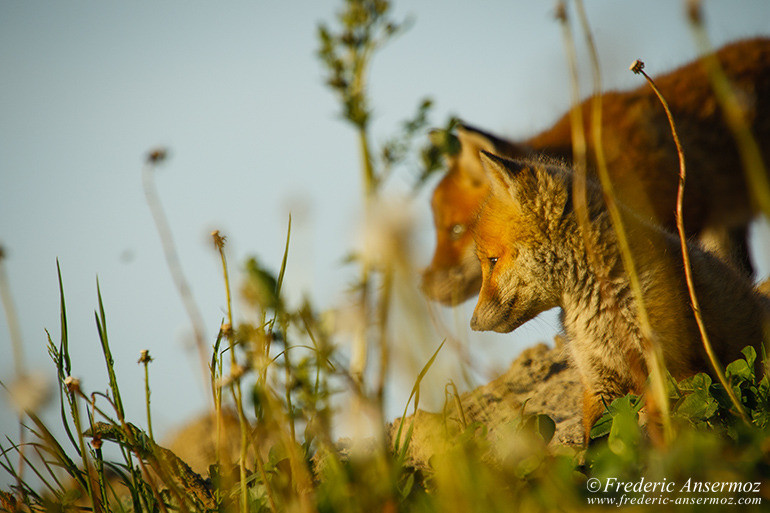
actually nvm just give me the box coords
[422,37,770,305]
[470,152,769,442]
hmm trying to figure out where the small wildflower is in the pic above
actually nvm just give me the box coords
[211,230,227,250]
[146,147,168,165]
[630,60,645,74]
[137,349,153,365]
[64,375,81,394]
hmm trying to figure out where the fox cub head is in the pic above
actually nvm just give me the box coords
[470,152,583,333]
[422,124,527,305]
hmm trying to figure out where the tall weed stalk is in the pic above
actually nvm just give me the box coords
[558,0,673,443]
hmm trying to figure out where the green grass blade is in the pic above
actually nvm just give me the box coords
[47,266,80,454]
[394,340,445,457]
[24,411,87,491]
[94,278,125,419]
[274,214,292,301]
[56,259,71,376]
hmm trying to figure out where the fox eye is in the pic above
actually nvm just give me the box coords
[488,257,498,268]
[449,223,465,240]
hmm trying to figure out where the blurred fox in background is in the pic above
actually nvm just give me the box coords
[422,37,770,305]
[469,153,770,443]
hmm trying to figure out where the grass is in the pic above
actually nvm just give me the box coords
[2,1,770,511]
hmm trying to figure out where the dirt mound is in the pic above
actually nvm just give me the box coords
[389,338,583,467]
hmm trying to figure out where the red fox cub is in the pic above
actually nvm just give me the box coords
[422,37,770,305]
[470,152,769,443]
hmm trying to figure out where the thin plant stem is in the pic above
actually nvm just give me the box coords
[687,1,770,218]
[210,326,225,505]
[359,127,377,199]
[232,385,250,513]
[375,266,393,409]
[272,217,296,443]
[352,39,377,387]
[568,0,673,442]
[212,231,251,513]
[139,350,154,442]
[64,380,102,513]
[142,152,210,387]
[87,393,175,513]
[555,2,596,272]
[631,60,750,424]
[282,330,297,445]
[0,248,29,486]
[0,247,24,375]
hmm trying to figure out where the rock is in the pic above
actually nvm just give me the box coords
[389,338,583,468]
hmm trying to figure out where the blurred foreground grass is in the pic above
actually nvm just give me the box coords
[2,1,770,511]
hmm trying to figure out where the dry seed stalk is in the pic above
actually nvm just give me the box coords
[630,59,749,424]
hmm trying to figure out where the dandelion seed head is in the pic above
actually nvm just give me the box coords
[211,230,227,250]
[358,196,415,270]
[8,372,51,414]
[137,349,153,364]
[146,147,168,164]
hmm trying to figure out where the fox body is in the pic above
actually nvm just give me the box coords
[470,152,769,441]
[422,37,770,305]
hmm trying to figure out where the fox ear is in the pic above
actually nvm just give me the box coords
[456,123,498,153]
[479,151,528,197]
[453,123,501,185]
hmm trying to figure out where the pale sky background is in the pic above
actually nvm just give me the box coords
[2,0,770,486]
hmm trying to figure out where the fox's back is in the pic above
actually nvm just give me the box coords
[529,37,770,233]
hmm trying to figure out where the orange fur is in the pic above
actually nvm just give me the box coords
[423,37,770,305]
[471,153,769,443]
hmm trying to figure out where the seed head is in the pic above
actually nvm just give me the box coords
[90,434,103,450]
[554,1,567,23]
[629,60,645,74]
[64,375,81,394]
[146,147,168,165]
[211,230,227,250]
[137,349,153,365]
[686,0,703,24]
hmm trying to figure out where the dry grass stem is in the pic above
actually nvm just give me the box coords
[142,152,210,387]
[687,0,770,218]
[631,59,750,424]
[555,1,596,273]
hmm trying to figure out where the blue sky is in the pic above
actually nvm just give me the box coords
[1,0,769,479]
